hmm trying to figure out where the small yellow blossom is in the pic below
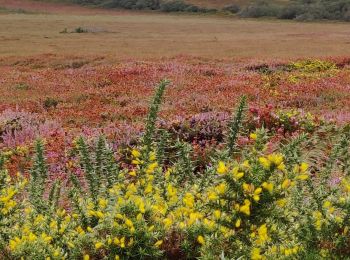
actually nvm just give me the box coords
[217,161,228,174]
[235,219,241,228]
[281,179,291,189]
[262,182,273,193]
[154,240,163,247]
[250,133,257,140]
[300,162,308,171]
[296,174,309,180]
[240,200,251,216]
[251,248,264,260]
[197,235,205,245]
[215,183,227,195]
[129,170,137,177]
[131,149,141,158]
[95,242,103,249]
[259,157,271,170]
[213,210,221,219]
[257,224,268,245]
[276,198,287,207]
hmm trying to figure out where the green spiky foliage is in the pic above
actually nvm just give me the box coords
[0,155,6,191]
[173,141,195,185]
[95,136,119,190]
[76,137,99,206]
[143,80,170,155]
[48,179,61,213]
[29,139,49,212]
[227,95,247,156]
[0,155,4,170]
[75,136,120,208]
[155,129,171,167]
[280,132,308,169]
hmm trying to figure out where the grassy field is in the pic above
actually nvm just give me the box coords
[1,2,350,59]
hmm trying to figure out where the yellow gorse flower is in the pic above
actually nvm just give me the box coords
[197,235,205,245]
[215,183,227,195]
[239,200,251,216]
[259,157,271,170]
[281,179,292,189]
[262,182,273,193]
[154,240,163,247]
[251,248,264,260]
[256,224,268,245]
[250,133,257,140]
[232,167,244,180]
[217,161,228,174]
[131,149,141,158]
[95,242,103,249]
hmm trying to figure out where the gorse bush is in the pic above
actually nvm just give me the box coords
[240,0,350,21]
[222,4,240,14]
[238,1,280,18]
[102,0,160,10]
[1,81,350,259]
[67,0,219,13]
[65,0,350,20]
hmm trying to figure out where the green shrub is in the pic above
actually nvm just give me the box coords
[134,0,160,10]
[239,1,280,18]
[14,83,30,91]
[277,4,306,19]
[222,3,240,14]
[160,0,192,12]
[43,97,59,110]
[278,0,350,21]
[102,0,160,9]
[74,27,89,33]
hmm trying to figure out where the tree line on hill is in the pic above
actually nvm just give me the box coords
[71,0,350,21]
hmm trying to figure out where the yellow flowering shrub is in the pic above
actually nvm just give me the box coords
[0,87,350,259]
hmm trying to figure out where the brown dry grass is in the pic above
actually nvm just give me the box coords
[1,0,350,59]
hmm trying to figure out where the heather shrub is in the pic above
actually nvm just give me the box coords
[0,109,61,148]
[159,112,230,144]
[248,106,322,134]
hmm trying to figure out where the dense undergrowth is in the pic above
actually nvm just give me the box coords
[59,0,350,21]
[1,80,350,259]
